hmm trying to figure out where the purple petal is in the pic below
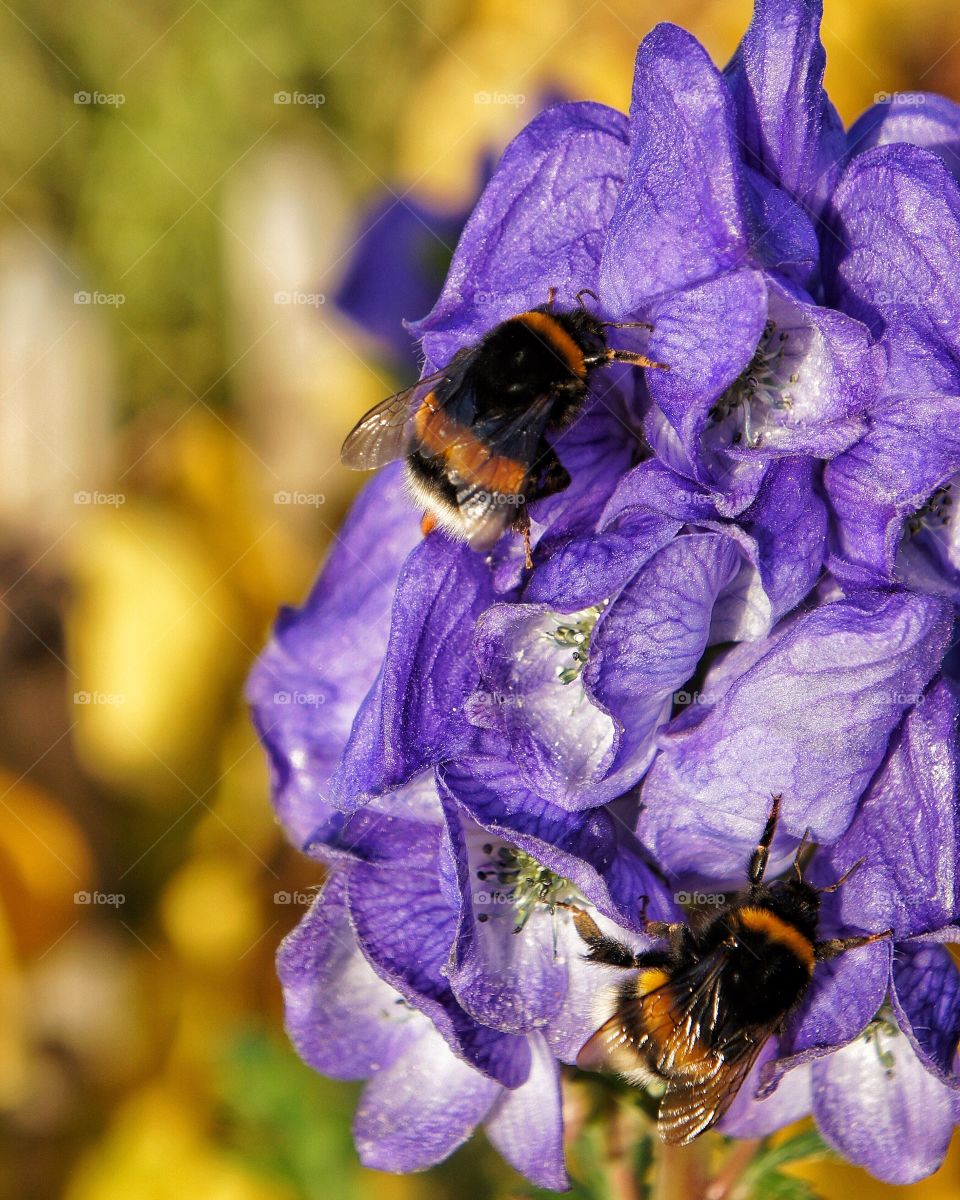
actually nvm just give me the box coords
[640,588,953,879]
[523,506,681,611]
[719,1041,812,1137]
[412,102,629,367]
[484,1034,568,1191]
[472,602,618,811]
[601,24,749,309]
[812,1023,959,1183]
[847,93,960,182]
[277,873,421,1079]
[346,825,531,1087]
[442,801,570,1035]
[723,456,828,635]
[743,168,820,288]
[772,941,892,1074]
[354,1021,500,1173]
[645,268,768,481]
[440,743,674,930]
[818,679,960,939]
[830,143,960,375]
[825,393,960,580]
[892,942,960,1084]
[246,466,419,848]
[726,0,844,211]
[332,536,496,810]
[585,533,741,774]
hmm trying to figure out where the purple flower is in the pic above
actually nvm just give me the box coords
[249,0,960,1188]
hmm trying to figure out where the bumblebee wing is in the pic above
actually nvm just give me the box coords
[657,1028,769,1144]
[340,369,447,470]
[577,950,730,1083]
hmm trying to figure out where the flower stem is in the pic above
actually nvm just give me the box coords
[651,1139,710,1200]
[704,1139,761,1200]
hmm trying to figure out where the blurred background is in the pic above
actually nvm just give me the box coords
[2,1,960,1196]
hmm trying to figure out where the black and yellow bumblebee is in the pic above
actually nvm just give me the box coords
[340,289,667,565]
[572,795,891,1143]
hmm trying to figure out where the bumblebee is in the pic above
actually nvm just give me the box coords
[340,289,667,565]
[572,795,891,1143]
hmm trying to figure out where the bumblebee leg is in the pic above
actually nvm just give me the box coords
[748,793,783,886]
[546,286,557,310]
[526,447,571,504]
[511,506,534,569]
[818,856,866,894]
[815,929,893,962]
[420,512,438,537]
[600,348,669,371]
[638,893,684,941]
[569,907,647,969]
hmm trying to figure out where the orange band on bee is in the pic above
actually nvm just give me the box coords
[516,311,587,378]
[735,907,816,972]
[414,393,526,494]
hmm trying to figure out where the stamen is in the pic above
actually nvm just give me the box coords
[474,841,578,933]
[862,1008,899,1077]
[543,602,608,684]
[710,320,799,449]
[906,483,953,538]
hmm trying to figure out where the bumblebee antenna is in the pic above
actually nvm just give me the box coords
[575,287,599,310]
